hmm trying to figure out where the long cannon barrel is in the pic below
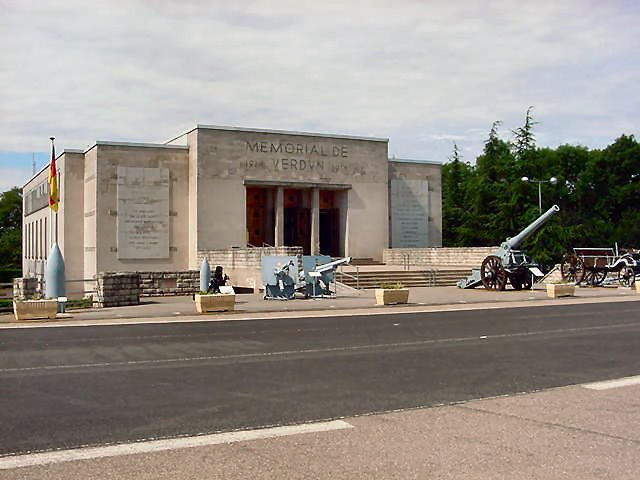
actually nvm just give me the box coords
[315,256,352,273]
[505,204,560,249]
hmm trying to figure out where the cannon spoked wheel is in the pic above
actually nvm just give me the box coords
[560,253,585,283]
[522,273,533,290]
[481,255,507,291]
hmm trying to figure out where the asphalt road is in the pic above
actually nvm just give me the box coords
[2,301,640,456]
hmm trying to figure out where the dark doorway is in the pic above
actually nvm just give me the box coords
[246,187,274,247]
[320,209,340,257]
[284,207,311,254]
[283,189,311,254]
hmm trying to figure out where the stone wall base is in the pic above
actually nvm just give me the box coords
[93,273,140,308]
[383,247,497,268]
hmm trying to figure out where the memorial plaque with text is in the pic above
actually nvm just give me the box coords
[117,166,170,259]
[390,178,429,248]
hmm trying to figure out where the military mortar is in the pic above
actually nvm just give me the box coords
[458,204,560,291]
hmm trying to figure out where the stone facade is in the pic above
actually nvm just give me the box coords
[13,277,39,300]
[383,247,497,268]
[22,125,442,296]
[388,160,442,248]
[93,272,140,307]
[138,271,199,297]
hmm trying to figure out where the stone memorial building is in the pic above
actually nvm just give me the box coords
[22,125,442,290]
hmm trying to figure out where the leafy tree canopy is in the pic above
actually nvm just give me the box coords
[0,187,23,270]
[442,109,639,268]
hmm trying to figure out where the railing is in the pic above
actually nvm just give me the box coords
[64,278,97,297]
[0,282,13,312]
[402,252,410,271]
[0,282,13,300]
[337,265,360,290]
[398,253,438,286]
[12,277,97,299]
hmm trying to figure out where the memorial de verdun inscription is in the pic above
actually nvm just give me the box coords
[243,140,369,178]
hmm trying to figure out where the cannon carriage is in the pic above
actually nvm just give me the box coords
[458,205,560,291]
[561,247,639,287]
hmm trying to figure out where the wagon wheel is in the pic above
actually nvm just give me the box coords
[481,255,508,291]
[619,267,636,287]
[560,253,585,283]
[522,272,533,290]
[584,269,607,286]
[591,270,607,286]
[582,269,595,286]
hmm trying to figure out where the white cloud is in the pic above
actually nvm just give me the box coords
[0,167,36,192]
[0,0,638,169]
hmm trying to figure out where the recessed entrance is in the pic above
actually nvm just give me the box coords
[245,185,345,256]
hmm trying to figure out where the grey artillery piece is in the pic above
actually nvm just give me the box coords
[458,205,560,290]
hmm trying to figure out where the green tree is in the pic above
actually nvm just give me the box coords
[511,106,537,161]
[0,187,23,270]
[442,143,472,246]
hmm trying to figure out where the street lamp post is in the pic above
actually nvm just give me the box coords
[521,176,558,213]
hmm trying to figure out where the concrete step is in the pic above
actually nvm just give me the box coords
[349,258,385,266]
[336,269,472,289]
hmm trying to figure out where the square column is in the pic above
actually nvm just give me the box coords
[311,187,320,255]
[274,186,284,246]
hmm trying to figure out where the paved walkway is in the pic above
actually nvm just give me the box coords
[3,381,639,479]
[2,284,639,327]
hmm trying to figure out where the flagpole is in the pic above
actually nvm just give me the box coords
[49,137,56,248]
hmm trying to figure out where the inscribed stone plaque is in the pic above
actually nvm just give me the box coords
[390,179,429,248]
[117,166,169,259]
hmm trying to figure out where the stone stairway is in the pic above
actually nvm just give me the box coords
[336,267,472,289]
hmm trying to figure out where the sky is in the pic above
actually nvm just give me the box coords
[1,0,639,192]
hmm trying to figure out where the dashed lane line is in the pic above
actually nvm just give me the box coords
[2,321,639,374]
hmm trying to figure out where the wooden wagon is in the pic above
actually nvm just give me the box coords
[561,247,639,286]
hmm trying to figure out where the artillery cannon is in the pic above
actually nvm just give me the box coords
[262,255,352,299]
[458,205,560,290]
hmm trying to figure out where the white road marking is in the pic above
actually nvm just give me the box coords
[582,375,640,390]
[479,335,487,339]
[0,420,352,470]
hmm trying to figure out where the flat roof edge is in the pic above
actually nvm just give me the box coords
[22,149,85,188]
[84,141,190,153]
[389,158,442,166]
[195,124,389,143]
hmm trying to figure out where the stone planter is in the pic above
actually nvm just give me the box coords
[375,288,410,305]
[194,293,235,313]
[546,283,575,298]
[12,299,58,321]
